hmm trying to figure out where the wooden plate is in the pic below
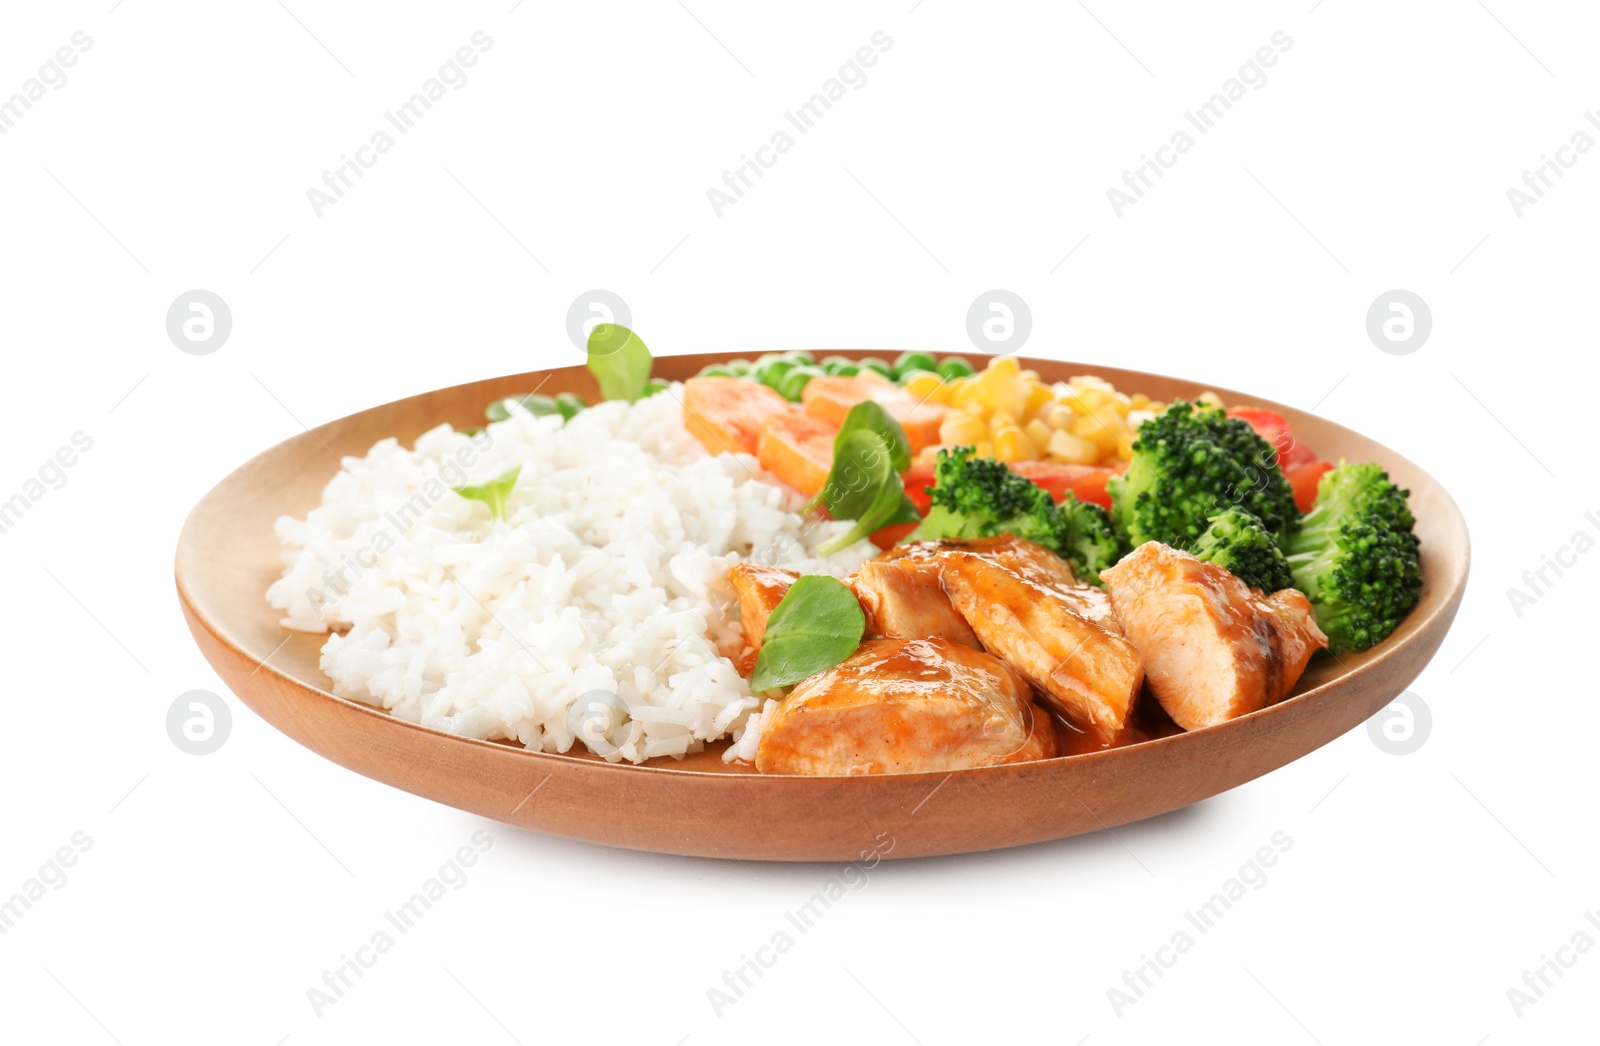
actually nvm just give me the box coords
[176,353,1469,861]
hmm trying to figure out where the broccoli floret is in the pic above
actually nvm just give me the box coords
[912,448,1063,548]
[907,447,1123,584]
[1057,493,1126,586]
[1282,462,1422,654]
[1191,506,1295,592]
[1109,400,1299,550]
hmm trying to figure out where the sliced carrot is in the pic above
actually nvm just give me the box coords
[801,376,948,453]
[757,411,836,497]
[1009,461,1117,510]
[682,376,791,457]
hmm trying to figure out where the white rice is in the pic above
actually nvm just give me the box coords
[265,386,872,764]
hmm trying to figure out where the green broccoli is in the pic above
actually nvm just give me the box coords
[1282,462,1422,654]
[1191,506,1295,592]
[1056,493,1127,587]
[1109,399,1299,550]
[907,447,1124,584]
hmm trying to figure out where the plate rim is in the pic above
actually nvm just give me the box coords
[175,351,1471,783]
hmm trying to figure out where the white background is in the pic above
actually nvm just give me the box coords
[1,1,1594,1042]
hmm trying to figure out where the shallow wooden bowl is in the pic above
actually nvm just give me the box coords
[176,353,1469,861]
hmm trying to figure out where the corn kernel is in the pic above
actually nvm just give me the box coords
[1047,429,1100,465]
[1045,404,1076,430]
[993,426,1036,462]
[1130,392,1151,410]
[1024,418,1052,449]
[989,356,1021,377]
[1197,390,1224,408]
[952,380,984,411]
[939,413,988,445]
[973,439,994,459]
[1023,382,1054,417]
[903,371,945,402]
[976,370,1028,417]
[1020,368,1040,382]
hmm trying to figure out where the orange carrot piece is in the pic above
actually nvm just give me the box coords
[682,376,791,457]
[757,411,837,496]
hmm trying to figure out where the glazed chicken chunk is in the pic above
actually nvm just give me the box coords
[848,558,981,649]
[882,536,1122,633]
[1101,542,1328,731]
[755,638,1056,775]
[938,550,1144,736]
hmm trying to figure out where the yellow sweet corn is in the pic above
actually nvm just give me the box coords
[939,413,989,446]
[902,371,946,402]
[993,426,1036,462]
[1047,429,1100,464]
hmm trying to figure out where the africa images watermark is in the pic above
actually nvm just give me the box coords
[1106,30,1292,217]
[706,831,896,1016]
[0,831,93,936]
[1505,507,1600,618]
[705,30,893,217]
[1505,111,1600,218]
[302,428,495,617]
[305,30,494,217]
[306,829,494,1016]
[1506,908,1600,1018]
[0,30,93,135]
[1107,829,1294,1016]
[0,430,94,537]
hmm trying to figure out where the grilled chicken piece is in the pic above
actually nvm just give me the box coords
[755,638,1056,774]
[726,563,797,672]
[938,551,1144,736]
[848,559,982,648]
[882,536,1122,633]
[1100,542,1328,731]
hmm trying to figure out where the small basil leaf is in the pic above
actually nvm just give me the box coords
[815,431,918,555]
[749,575,866,692]
[487,394,560,422]
[554,391,588,421]
[816,429,896,521]
[835,401,911,473]
[451,464,521,521]
[586,323,654,402]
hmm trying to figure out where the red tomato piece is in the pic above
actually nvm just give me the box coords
[1286,460,1334,513]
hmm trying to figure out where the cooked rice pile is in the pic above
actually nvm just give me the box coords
[266,387,871,764]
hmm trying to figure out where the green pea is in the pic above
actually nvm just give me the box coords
[783,350,816,366]
[725,358,754,376]
[820,355,855,374]
[698,365,735,378]
[777,365,824,401]
[893,351,938,379]
[857,357,892,378]
[637,378,670,400]
[756,357,796,387]
[829,362,860,377]
[936,355,976,379]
